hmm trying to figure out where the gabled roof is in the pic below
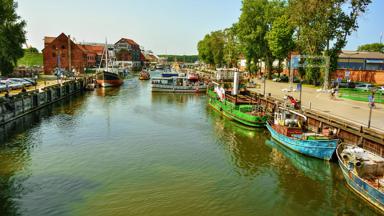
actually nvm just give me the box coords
[116,38,139,46]
[44,37,56,44]
[81,45,105,55]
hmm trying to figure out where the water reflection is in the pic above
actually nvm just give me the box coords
[265,139,332,182]
[0,94,87,215]
[209,109,270,176]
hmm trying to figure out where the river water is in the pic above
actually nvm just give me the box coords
[0,73,380,215]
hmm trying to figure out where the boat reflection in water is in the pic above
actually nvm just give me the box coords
[209,108,270,176]
[265,139,332,182]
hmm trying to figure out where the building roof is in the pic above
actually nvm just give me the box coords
[44,37,56,44]
[81,45,105,55]
[116,38,139,46]
[339,51,384,60]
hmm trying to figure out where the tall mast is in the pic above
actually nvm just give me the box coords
[105,38,108,71]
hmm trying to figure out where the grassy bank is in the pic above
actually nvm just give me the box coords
[17,51,43,67]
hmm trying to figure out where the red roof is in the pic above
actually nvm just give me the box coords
[44,36,56,44]
[116,38,139,46]
[81,45,105,55]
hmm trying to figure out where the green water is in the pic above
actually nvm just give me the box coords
[0,76,380,216]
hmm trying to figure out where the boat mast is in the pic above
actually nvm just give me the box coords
[105,38,108,72]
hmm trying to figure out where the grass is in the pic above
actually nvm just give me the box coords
[17,51,43,67]
[339,88,383,104]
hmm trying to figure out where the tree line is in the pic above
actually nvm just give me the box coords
[197,0,372,85]
[158,55,199,63]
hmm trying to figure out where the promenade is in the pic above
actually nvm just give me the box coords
[249,80,384,131]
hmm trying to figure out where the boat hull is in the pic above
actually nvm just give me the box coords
[96,71,124,87]
[207,90,267,128]
[151,84,207,93]
[336,145,384,212]
[266,122,337,160]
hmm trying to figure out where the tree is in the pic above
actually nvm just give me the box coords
[237,0,285,77]
[266,14,295,77]
[288,0,371,84]
[0,0,26,75]
[357,43,384,53]
[223,25,241,68]
[197,30,225,67]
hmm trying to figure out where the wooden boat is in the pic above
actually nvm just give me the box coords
[151,77,207,93]
[337,144,384,212]
[266,107,338,160]
[96,41,124,87]
[96,71,124,87]
[139,71,150,80]
[207,84,269,128]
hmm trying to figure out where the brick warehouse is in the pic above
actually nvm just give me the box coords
[42,33,104,75]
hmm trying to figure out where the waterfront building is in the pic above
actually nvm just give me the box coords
[114,38,144,69]
[43,33,104,75]
[334,51,384,84]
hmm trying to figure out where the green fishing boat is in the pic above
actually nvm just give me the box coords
[207,85,269,128]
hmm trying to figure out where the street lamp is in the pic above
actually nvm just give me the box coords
[367,87,377,128]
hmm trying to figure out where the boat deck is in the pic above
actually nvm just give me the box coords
[225,94,260,105]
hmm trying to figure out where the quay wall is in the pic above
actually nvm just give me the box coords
[0,79,85,126]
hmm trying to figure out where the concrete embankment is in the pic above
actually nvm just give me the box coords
[0,79,85,126]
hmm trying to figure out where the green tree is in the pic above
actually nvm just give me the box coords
[223,25,241,68]
[288,0,371,84]
[266,14,294,77]
[357,43,384,53]
[0,0,26,75]
[197,30,225,67]
[237,0,285,77]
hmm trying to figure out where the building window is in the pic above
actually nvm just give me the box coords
[61,45,66,49]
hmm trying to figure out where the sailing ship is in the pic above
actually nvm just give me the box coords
[266,107,338,160]
[96,41,124,87]
[337,144,384,212]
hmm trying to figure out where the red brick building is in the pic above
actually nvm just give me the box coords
[43,33,104,75]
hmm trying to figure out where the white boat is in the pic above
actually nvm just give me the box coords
[151,77,207,93]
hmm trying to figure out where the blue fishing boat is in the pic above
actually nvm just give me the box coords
[337,144,384,212]
[266,108,338,160]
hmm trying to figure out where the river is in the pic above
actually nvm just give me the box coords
[0,73,380,215]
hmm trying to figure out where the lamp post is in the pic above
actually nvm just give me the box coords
[367,87,377,128]
[263,75,266,97]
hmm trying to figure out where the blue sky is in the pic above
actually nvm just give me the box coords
[17,0,383,55]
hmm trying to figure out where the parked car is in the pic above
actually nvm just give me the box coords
[378,86,384,92]
[9,78,33,87]
[0,83,6,92]
[355,83,374,91]
[22,78,37,86]
[0,79,23,90]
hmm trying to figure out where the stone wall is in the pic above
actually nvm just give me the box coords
[0,79,84,126]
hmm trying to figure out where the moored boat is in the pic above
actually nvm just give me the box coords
[96,41,124,87]
[266,107,338,160]
[96,71,124,87]
[151,76,207,93]
[337,144,384,212]
[139,71,150,80]
[207,83,269,128]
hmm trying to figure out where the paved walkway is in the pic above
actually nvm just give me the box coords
[249,80,384,131]
[0,80,66,97]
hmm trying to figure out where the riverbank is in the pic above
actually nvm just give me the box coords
[0,78,85,126]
